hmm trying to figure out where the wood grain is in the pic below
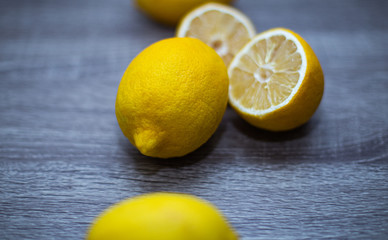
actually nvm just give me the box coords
[0,0,387,239]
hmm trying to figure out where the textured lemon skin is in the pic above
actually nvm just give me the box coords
[135,0,233,26]
[86,193,238,240]
[230,28,324,131]
[116,38,228,158]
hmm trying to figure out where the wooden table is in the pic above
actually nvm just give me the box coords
[1,0,387,239]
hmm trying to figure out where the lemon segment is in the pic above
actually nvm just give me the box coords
[86,193,239,240]
[228,28,324,131]
[177,3,255,66]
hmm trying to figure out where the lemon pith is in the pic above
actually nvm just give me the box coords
[228,28,324,131]
[177,3,255,66]
[86,193,238,240]
[115,37,229,158]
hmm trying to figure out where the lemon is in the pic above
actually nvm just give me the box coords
[86,193,238,240]
[228,28,324,131]
[135,0,233,26]
[177,3,255,66]
[115,37,228,158]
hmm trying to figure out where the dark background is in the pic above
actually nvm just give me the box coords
[1,0,387,239]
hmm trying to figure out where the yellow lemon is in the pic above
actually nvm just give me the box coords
[135,0,234,26]
[115,37,228,158]
[86,193,238,240]
[228,28,324,131]
[177,3,256,66]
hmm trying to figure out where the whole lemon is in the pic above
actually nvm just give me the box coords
[86,193,238,240]
[115,37,228,158]
[134,0,234,26]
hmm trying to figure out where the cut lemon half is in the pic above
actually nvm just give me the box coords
[176,3,256,66]
[228,28,324,131]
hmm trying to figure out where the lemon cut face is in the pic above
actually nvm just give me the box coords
[177,3,255,66]
[229,28,306,113]
[228,28,324,131]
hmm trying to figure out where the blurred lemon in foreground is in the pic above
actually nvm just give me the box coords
[177,3,255,66]
[135,0,233,26]
[86,192,238,240]
[115,37,228,158]
[228,28,324,131]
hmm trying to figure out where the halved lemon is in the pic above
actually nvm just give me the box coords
[228,28,324,131]
[176,3,256,66]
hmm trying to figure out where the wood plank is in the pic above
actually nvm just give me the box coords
[0,0,387,239]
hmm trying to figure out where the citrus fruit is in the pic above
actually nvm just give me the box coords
[228,28,324,131]
[135,0,234,26]
[115,37,228,158]
[177,3,255,66]
[86,192,238,240]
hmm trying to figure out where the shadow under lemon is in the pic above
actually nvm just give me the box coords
[116,118,227,168]
[231,106,322,143]
[114,119,227,193]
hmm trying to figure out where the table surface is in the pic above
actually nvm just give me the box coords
[1,0,388,239]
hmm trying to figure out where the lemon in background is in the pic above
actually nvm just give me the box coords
[228,28,324,131]
[115,37,228,158]
[177,3,255,66]
[86,193,238,240]
[135,0,234,26]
